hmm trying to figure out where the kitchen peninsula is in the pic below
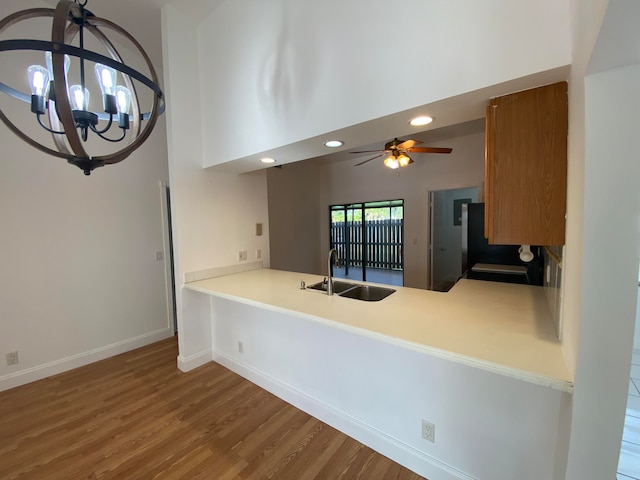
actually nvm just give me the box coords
[185,268,571,392]
[182,267,572,480]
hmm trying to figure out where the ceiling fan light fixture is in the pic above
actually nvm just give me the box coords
[384,155,400,169]
[351,137,451,168]
[324,140,343,148]
[398,153,413,167]
[409,116,433,127]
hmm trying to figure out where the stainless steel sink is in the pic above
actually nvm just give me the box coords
[306,280,396,301]
[306,280,357,294]
[338,284,396,302]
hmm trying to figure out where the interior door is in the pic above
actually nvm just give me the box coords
[429,187,479,291]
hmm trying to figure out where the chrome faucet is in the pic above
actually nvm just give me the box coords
[327,248,340,295]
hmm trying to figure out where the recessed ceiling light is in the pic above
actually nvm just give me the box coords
[324,140,344,148]
[260,157,276,164]
[409,116,434,127]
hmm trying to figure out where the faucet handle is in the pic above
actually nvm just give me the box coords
[300,280,306,290]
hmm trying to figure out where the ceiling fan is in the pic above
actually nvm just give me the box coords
[351,138,452,169]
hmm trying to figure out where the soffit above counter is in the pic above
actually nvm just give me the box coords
[205,66,571,175]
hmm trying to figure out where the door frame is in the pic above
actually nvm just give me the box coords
[159,181,177,333]
[329,200,404,285]
[427,182,484,290]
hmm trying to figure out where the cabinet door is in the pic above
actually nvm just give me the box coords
[485,81,568,245]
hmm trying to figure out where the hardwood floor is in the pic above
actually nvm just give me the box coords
[0,337,425,479]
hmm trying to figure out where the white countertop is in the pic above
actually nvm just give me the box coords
[185,268,573,392]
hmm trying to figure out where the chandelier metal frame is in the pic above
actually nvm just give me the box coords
[0,0,165,175]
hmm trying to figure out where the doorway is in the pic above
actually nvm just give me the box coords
[429,186,478,291]
[160,183,177,333]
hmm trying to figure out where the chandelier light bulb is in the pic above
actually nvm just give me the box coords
[27,65,49,114]
[115,85,131,129]
[69,85,90,111]
[115,86,131,114]
[45,51,70,81]
[94,64,118,114]
[95,64,117,96]
[27,65,49,97]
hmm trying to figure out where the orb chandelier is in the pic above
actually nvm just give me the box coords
[0,0,165,175]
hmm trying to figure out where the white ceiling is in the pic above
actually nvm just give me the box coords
[42,0,226,67]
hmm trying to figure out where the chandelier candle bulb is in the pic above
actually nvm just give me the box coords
[69,85,90,111]
[27,65,49,114]
[44,52,70,103]
[95,64,118,114]
[116,86,131,130]
[45,52,70,82]
[28,65,49,97]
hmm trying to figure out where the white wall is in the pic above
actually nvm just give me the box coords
[559,1,640,477]
[197,0,571,166]
[267,132,485,289]
[161,5,271,367]
[564,63,640,480]
[0,1,172,391]
[211,298,569,480]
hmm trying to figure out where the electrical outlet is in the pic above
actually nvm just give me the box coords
[422,419,435,443]
[256,249,262,260]
[238,341,244,354]
[6,351,19,366]
[238,250,248,261]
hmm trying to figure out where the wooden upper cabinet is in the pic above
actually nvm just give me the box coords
[484,81,568,246]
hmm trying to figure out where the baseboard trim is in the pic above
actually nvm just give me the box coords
[213,349,476,480]
[0,327,174,392]
[177,348,213,372]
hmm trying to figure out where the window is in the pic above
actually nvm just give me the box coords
[329,200,403,286]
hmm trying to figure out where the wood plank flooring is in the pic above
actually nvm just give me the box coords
[0,337,425,479]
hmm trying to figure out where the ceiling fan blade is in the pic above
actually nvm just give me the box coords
[354,153,385,166]
[349,149,386,154]
[395,139,422,150]
[408,147,453,154]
